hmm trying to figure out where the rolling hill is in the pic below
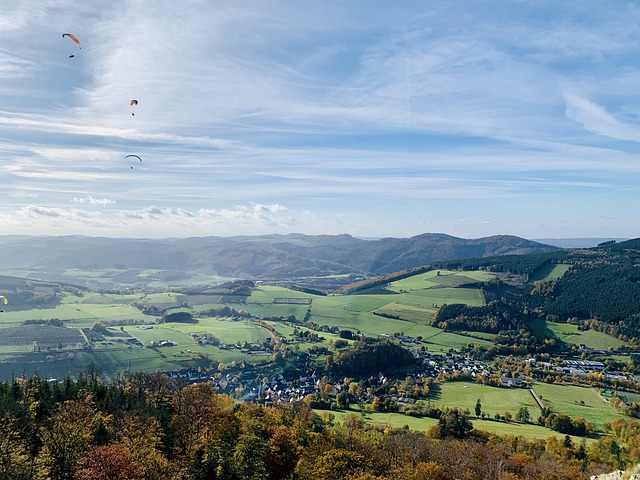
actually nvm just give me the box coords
[0,233,558,281]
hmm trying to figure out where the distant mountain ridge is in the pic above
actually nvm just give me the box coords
[0,233,559,279]
[533,238,629,248]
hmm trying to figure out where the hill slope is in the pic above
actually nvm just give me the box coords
[0,233,558,279]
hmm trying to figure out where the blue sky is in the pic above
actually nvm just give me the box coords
[1,1,639,240]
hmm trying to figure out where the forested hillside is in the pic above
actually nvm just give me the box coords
[424,239,640,345]
[0,372,631,480]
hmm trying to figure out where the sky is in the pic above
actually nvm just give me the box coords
[1,1,640,240]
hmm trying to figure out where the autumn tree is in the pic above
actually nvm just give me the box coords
[267,425,300,479]
[76,445,144,480]
[114,410,174,480]
[515,406,530,423]
[36,395,102,480]
[0,412,31,479]
[411,461,448,480]
[430,409,473,439]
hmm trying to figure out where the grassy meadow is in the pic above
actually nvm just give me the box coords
[529,319,629,350]
[0,268,496,380]
[324,407,598,444]
[531,382,623,430]
[429,381,539,418]
[528,263,571,282]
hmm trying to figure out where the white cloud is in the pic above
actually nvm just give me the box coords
[564,92,640,142]
[71,195,115,205]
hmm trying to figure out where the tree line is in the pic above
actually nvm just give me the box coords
[0,370,636,479]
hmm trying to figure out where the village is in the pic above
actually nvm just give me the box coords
[162,341,637,411]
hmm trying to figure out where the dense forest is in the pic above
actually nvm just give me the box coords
[427,240,640,346]
[0,371,636,480]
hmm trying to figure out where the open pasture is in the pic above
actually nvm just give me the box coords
[325,407,596,443]
[386,269,494,292]
[373,302,435,323]
[0,304,100,327]
[397,287,484,308]
[126,318,272,346]
[472,417,598,443]
[430,381,539,417]
[250,286,312,302]
[530,320,628,350]
[528,263,571,282]
[0,269,494,380]
[531,382,624,430]
[568,329,629,350]
[61,268,234,288]
[241,302,311,320]
[83,348,179,377]
[0,325,84,352]
[0,349,181,382]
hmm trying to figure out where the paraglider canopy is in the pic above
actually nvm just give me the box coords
[62,33,81,49]
[0,295,8,305]
[125,155,142,169]
[130,100,138,106]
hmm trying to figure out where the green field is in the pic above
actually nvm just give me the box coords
[430,381,539,418]
[0,325,84,352]
[386,270,494,292]
[529,320,628,350]
[15,268,236,289]
[427,380,627,433]
[528,263,571,282]
[324,407,597,443]
[0,268,494,379]
[531,382,624,430]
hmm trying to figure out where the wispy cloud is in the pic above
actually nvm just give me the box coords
[71,195,115,205]
[564,92,640,142]
[0,1,639,239]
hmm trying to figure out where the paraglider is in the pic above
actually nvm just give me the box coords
[130,99,138,115]
[0,296,7,305]
[125,155,142,169]
[62,33,81,49]
[63,33,81,59]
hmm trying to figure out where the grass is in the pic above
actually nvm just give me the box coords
[529,320,628,350]
[130,318,272,345]
[430,381,539,418]
[0,268,496,380]
[0,325,84,352]
[531,382,625,430]
[323,407,597,444]
[528,263,571,282]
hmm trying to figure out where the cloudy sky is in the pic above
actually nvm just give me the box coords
[1,1,639,240]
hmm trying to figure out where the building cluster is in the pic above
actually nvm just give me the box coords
[160,346,639,407]
[553,359,631,381]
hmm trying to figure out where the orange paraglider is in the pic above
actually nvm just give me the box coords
[130,99,138,116]
[62,33,82,49]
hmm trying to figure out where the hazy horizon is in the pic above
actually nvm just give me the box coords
[0,231,630,249]
[1,2,639,240]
